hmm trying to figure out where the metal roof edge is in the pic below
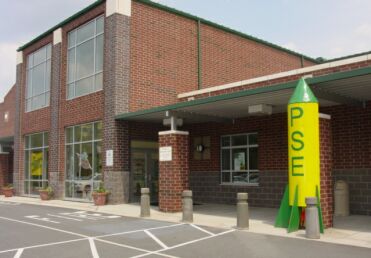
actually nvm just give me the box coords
[17,0,104,51]
[321,50,371,63]
[116,66,371,120]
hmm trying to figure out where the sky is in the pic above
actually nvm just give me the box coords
[1,0,371,101]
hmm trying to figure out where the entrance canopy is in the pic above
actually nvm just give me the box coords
[116,67,371,124]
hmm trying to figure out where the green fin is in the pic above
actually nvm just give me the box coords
[288,185,300,233]
[289,78,318,104]
[316,185,325,233]
[275,185,291,228]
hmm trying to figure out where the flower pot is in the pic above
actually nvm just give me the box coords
[39,190,52,201]
[2,188,14,197]
[92,192,108,206]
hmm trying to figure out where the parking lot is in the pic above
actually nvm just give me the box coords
[0,201,370,258]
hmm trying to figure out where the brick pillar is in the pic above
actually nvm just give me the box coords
[103,0,131,203]
[0,153,9,194]
[319,114,333,228]
[13,51,24,195]
[158,131,189,212]
[49,28,63,198]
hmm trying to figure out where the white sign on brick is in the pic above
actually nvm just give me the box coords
[159,146,172,161]
[106,150,113,167]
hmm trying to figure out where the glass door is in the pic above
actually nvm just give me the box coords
[130,141,159,204]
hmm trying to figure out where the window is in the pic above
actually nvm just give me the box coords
[221,133,258,184]
[26,44,51,112]
[24,132,49,195]
[65,121,102,201]
[67,16,104,99]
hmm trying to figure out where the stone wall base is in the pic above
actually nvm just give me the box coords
[104,171,130,204]
[333,169,371,216]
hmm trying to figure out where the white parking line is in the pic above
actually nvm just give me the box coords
[25,215,60,224]
[89,238,99,258]
[144,230,168,249]
[130,229,236,258]
[14,248,23,258]
[47,214,83,222]
[190,224,215,236]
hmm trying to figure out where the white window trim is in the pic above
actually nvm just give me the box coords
[220,132,259,186]
[67,15,104,100]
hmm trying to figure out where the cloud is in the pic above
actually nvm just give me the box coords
[0,42,17,102]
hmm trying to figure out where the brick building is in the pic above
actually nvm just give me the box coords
[3,0,371,228]
[0,85,15,193]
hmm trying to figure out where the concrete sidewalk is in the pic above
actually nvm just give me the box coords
[1,195,371,249]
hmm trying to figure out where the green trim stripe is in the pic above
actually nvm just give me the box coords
[116,66,371,120]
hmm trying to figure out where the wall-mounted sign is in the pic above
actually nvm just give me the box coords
[106,150,113,167]
[159,146,172,161]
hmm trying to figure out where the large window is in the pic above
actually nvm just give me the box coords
[221,133,258,184]
[26,44,51,112]
[65,121,102,201]
[24,132,49,195]
[67,16,104,99]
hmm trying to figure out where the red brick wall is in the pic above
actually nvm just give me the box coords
[159,132,189,212]
[0,86,15,138]
[319,117,333,227]
[130,1,315,112]
[187,113,287,172]
[0,154,10,193]
[322,103,371,169]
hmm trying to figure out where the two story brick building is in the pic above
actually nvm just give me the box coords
[5,0,371,228]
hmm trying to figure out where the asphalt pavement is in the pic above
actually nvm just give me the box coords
[0,200,370,258]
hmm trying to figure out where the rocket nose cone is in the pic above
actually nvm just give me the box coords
[289,78,318,104]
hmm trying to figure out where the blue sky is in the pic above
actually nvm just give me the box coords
[1,0,371,101]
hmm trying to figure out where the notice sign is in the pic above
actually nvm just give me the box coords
[106,150,113,167]
[159,146,172,161]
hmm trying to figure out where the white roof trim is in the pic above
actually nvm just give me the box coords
[178,54,371,99]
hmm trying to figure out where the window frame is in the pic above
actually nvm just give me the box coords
[220,132,259,186]
[25,44,52,112]
[66,15,104,100]
[64,121,103,202]
[24,132,49,196]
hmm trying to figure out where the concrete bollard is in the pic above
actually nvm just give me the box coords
[236,193,249,229]
[305,197,320,239]
[182,190,193,223]
[140,188,150,217]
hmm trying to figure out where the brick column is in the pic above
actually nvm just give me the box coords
[48,28,63,198]
[0,153,9,194]
[319,114,333,228]
[103,0,131,203]
[158,131,189,212]
[13,51,24,195]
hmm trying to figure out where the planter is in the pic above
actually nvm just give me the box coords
[92,192,108,206]
[39,190,52,201]
[2,188,14,197]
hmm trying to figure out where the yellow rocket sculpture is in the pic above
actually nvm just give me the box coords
[275,78,324,233]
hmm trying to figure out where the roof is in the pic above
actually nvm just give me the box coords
[17,0,319,63]
[116,66,371,123]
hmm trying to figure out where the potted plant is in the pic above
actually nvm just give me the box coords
[39,186,53,201]
[92,183,109,206]
[2,184,14,197]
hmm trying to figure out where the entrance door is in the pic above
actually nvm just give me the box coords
[131,141,159,204]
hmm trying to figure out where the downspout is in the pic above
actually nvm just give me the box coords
[197,20,202,89]
[300,55,304,68]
